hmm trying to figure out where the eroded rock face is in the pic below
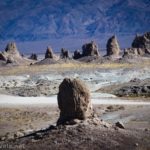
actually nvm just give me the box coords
[132,32,150,54]
[82,41,100,57]
[106,36,120,56]
[5,42,21,57]
[45,47,54,59]
[60,48,69,59]
[123,48,145,58]
[57,78,93,125]
[0,42,23,64]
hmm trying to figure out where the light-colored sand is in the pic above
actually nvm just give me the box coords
[0,94,150,106]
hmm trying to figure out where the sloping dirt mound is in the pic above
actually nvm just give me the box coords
[34,58,59,65]
[1,121,150,150]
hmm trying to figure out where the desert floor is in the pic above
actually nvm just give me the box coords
[0,62,150,149]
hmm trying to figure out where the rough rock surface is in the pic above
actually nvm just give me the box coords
[45,47,55,59]
[0,42,33,65]
[106,35,120,56]
[132,32,150,54]
[114,85,150,97]
[57,78,93,125]
[115,121,125,129]
[82,41,100,57]
[60,48,69,59]
[0,42,22,63]
[123,48,144,58]
[99,78,150,97]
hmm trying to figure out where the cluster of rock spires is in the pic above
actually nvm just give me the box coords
[123,32,150,58]
[0,32,149,65]
[0,42,34,65]
[0,42,22,64]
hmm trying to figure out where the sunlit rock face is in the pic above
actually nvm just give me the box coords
[123,32,150,58]
[4,42,21,58]
[57,78,93,125]
[0,42,22,64]
[123,48,145,58]
[106,36,120,56]
[45,47,55,59]
[132,32,150,54]
[82,41,100,57]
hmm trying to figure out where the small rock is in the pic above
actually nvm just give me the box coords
[130,78,141,83]
[135,143,139,147]
[57,78,93,125]
[54,140,58,144]
[115,121,125,129]
[31,139,37,143]
[92,118,100,125]
[114,126,119,130]
[14,132,25,138]
[0,136,6,141]
[34,133,43,139]
[6,134,15,140]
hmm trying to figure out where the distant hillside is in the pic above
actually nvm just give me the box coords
[0,0,150,52]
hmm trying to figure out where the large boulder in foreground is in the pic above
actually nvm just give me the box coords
[82,41,100,57]
[132,32,150,54]
[57,78,93,125]
[106,35,120,57]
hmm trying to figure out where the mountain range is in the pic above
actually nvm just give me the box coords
[0,0,150,53]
